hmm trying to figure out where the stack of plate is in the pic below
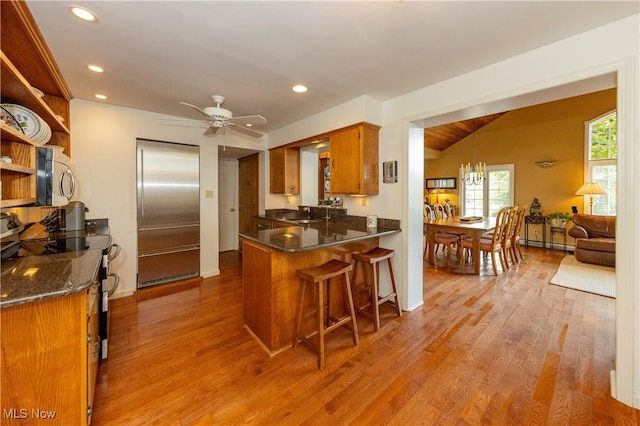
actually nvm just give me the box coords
[0,103,52,145]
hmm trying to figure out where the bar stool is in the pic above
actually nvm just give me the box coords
[293,259,359,369]
[351,247,402,331]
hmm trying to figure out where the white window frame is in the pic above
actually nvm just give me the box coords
[584,110,616,215]
[460,164,514,217]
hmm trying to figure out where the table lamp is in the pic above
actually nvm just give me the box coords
[575,182,607,214]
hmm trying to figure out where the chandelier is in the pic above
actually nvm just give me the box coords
[460,132,486,185]
[460,161,486,185]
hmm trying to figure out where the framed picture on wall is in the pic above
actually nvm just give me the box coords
[426,177,456,190]
[383,161,398,183]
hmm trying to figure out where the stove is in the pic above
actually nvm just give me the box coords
[1,222,119,361]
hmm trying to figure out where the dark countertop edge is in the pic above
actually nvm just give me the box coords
[0,249,103,309]
[240,227,400,253]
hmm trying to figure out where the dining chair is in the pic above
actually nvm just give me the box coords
[424,204,435,221]
[501,206,519,267]
[432,203,447,219]
[461,206,509,275]
[444,202,455,218]
[511,205,527,262]
[423,204,459,264]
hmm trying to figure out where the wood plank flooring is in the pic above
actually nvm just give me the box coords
[92,247,639,425]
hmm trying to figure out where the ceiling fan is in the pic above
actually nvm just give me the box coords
[176,95,267,138]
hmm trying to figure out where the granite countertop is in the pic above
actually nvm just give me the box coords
[241,216,400,252]
[0,234,110,308]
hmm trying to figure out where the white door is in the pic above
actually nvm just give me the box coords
[219,159,238,251]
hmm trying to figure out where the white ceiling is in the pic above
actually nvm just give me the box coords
[27,1,639,135]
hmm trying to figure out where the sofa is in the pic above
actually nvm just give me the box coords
[568,214,616,267]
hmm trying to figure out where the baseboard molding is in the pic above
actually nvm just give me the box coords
[610,370,617,399]
[524,240,575,251]
[134,276,203,300]
[202,269,220,278]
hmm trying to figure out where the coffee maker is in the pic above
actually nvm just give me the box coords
[60,201,88,231]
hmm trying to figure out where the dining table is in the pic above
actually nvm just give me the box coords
[424,216,497,274]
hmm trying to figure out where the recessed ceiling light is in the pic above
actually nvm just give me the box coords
[69,6,98,22]
[95,94,107,100]
[292,85,308,93]
[246,124,253,127]
[87,65,104,73]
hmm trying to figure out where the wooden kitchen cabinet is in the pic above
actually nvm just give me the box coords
[329,123,379,195]
[269,146,300,194]
[0,1,72,208]
[1,283,100,425]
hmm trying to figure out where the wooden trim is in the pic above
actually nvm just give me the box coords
[3,0,72,100]
[269,121,381,151]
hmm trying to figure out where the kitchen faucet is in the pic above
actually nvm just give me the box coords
[321,205,331,221]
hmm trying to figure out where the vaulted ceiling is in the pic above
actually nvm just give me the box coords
[424,113,506,152]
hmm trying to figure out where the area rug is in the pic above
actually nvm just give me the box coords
[550,255,616,298]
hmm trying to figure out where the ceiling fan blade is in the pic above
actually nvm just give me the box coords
[228,114,267,126]
[179,102,214,121]
[158,117,201,123]
[228,122,264,138]
[203,126,220,136]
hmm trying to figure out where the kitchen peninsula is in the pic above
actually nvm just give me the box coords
[240,212,400,355]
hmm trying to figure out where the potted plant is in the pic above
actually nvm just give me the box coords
[548,212,572,227]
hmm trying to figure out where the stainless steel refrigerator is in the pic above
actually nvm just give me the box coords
[136,139,200,288]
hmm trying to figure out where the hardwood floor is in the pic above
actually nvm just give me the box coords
[92,248,639,425]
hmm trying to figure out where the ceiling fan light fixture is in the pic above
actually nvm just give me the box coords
[69,6,98,22]
[292,85,308,93]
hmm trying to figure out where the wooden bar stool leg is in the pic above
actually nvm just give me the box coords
[387,258,402,317]
[370,263,381,331]
[343,272,359,346]
[317,278,326,370]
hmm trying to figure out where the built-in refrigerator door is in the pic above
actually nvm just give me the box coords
[137,139,200,227]
[136,139,200,288]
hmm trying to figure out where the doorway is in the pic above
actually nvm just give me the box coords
[218,159,238,252]
[218,147,262,252]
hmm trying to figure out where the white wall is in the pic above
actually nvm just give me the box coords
[70,100,268,297]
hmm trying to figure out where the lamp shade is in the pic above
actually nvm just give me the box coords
[575,182,607,195]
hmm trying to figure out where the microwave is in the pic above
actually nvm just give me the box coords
[36,147,76,206]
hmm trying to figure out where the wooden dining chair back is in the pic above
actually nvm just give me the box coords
[501,206,519,267]
[424,204,435,222]
[432,203,447,219]
[461,206,509,275]
[511,205,527,262]
[444,202,455,218]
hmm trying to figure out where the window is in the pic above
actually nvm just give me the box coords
[461,164,514,217]
[586,111,616,215]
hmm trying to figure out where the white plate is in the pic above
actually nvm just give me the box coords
[0,103,47,145]
[31,119,52,144]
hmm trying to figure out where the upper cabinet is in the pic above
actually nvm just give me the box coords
[270,122,380,198]
[329,123,379,196]
[1,0,72,208]
[270,146,300,194]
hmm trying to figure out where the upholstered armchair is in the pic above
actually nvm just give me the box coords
[568,214,615,267]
